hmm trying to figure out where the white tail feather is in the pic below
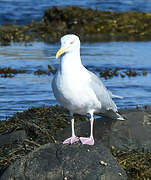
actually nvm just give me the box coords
[116,113,125,121]
[108,91,123,99]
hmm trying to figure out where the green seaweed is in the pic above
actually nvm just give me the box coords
[0,67,27,78]
[0,6,151,43]
[112,147,151,179]
[0,67,27,74]
[0,105,151,179]
[0,105,87,174]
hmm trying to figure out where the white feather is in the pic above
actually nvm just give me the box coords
[52,34,124,120]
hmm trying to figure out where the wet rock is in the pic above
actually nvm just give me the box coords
[56,109,151,179]
[43,6,151,42]
[99,68,148,79]
[0,105,70,174]
[34,69,48,75]
[100,68,114,79]
[142,71,147,76]
[0,106,151,179]
[56,110,151,151]
[144,104,151,110]
[48,65,57,74]
[100,68,119,79]
[1,7,151,43]
[56,115,114,146]
[0,67,27,78]
[0,24,36,44]
[0,66,148,79]
[0,67,27,74]
[110,110,151,151]
[1,143,127,180]
[120,73,125,78]
[34,65,56,75]
[0,130,27,146]
[124,69,138,77]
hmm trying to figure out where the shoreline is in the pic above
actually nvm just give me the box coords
[0,6,151,44]
[0,105,151,179]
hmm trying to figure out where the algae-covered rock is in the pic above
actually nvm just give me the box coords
[1,143,127,180]
[0,105,151,179]
[0,105,88,176]
[42,6,151,41]
[1,6,151,43]
[0,67,27,78]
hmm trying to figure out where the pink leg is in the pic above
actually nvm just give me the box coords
[63,113,79,144]
[80,112,94,145]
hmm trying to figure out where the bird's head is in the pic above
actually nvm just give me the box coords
[56,34,80,59]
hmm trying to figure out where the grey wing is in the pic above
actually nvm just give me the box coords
[88,71,117,113]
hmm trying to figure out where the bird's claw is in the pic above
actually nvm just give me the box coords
[63,136,79,144]
[79,137,94,145]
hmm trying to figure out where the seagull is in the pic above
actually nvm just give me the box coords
[52,34,124,145]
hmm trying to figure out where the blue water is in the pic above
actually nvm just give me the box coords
[0,41,151,120]
[0,0,151,25]
[0,1,151,120]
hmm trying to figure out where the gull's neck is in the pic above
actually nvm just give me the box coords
[59,50,83,74]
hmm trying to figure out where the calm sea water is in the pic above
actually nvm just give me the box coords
[0,41,151,120]
[0,0,151,25]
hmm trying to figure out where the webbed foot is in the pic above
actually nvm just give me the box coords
[79,137,94,145]
[63,136,79,144]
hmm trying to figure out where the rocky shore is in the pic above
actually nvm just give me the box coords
[1,6,151,44]
[0,105,151,179]
[0,66,148,79]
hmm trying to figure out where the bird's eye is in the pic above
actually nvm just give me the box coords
[70,41,73,44]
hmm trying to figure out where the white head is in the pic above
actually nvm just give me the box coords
[56,34,80,59]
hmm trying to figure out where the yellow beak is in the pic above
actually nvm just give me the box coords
[56,48,65,59]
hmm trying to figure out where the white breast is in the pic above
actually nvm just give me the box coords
[52,67,101,115]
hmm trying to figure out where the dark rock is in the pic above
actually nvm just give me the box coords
[1,7,151,43]
[0,130,27,146]
[99,68,146,79]
[1,143,127,180]
[0,67,27,78]
[34,69,48,75]
[100,68,114,79]
[56,110,151,151]
[56,116,114,146]
[109,110,151,151]
[142,71,147,76]
[0,106,151,179]
[144,104,151,110]
[120,73,125,78]
[34,65,57,75]
[0,67,27,74]
[55,109,151,179]
[48,65,57,74]
[124,69,138,77]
